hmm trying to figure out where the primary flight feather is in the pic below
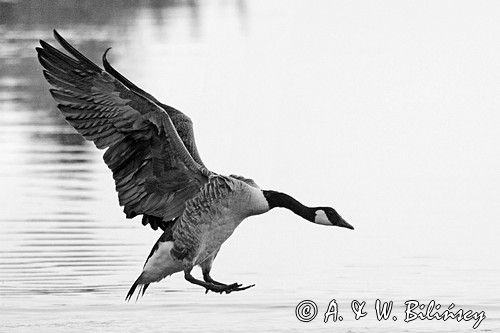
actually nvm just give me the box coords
[36,30,353,300]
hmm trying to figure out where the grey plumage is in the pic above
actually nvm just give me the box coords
[172,175,268,264]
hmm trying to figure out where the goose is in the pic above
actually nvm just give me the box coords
[36,30,354,300]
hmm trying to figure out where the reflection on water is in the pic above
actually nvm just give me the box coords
[1,1,499,332]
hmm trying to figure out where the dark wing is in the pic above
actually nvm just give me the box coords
[36,30,211,230]
[101,48,205,167]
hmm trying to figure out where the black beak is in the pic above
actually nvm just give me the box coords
[337,218,354,230]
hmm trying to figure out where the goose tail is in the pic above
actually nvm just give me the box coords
[125,273,150,302]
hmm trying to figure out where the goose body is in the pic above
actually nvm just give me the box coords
[173,175,269,266]
[36,30,354,299]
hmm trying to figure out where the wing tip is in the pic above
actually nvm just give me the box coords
[53,29,64,44]
[39,39,50,49]
[102,47,113,73]
[103,47,112,60]
[35,46,44,59]
[51,29,102,73]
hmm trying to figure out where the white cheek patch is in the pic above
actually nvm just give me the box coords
[314,210,331,225]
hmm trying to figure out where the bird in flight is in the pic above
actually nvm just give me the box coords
[36,30,354,300]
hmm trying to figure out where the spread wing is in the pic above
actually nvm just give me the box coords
[101,48,205,168]
[36,30,211,230]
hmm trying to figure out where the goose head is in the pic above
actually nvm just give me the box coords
[262,190,354,230]
[313,207,354,229]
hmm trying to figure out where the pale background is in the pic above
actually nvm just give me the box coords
[0,1,499,332]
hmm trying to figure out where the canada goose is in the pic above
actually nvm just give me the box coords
[36,30,354,300]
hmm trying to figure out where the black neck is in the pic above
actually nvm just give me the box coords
[262,190,315,222]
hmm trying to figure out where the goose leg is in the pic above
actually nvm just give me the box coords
[184,269,255,294]
[200,252,255,291]
[203,272,226,286]
[202,268,255,292]
[200,252,226,286]
[184,269,234,293]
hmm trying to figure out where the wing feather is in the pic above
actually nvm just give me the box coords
[102,48,206,167]
[37,30,211,230]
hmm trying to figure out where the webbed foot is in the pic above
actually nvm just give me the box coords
[204,282,255,294]
[186,269,254,294]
